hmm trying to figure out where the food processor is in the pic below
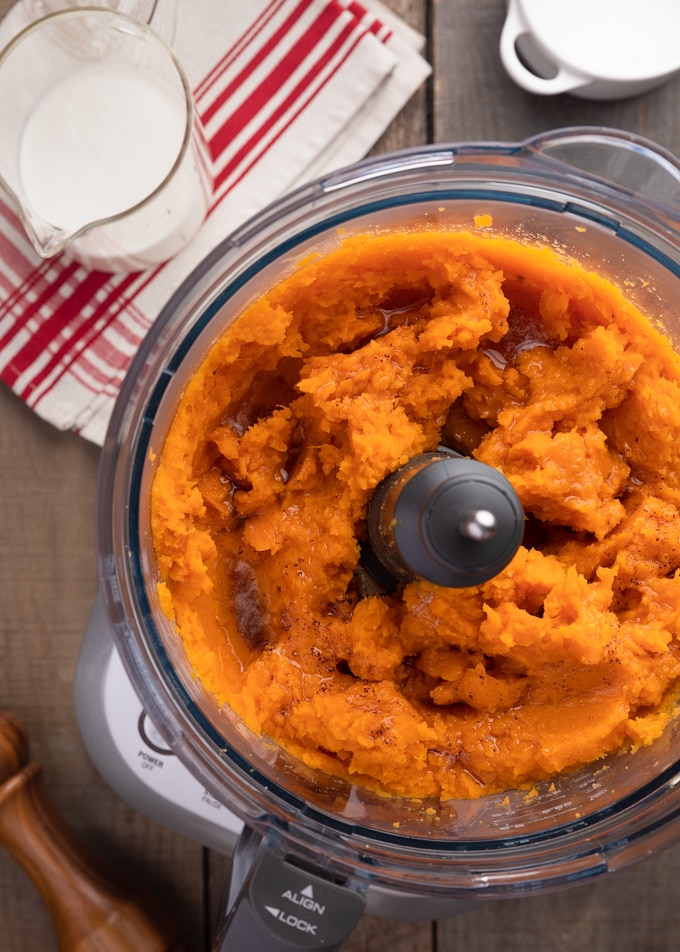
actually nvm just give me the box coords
[75,127,680,951]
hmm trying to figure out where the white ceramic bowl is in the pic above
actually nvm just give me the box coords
[501,0,680,99]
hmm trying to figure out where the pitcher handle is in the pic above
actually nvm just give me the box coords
[20,1,179,46]
[118,0,179,45]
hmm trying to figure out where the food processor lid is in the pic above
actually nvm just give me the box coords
[514,0,680,81]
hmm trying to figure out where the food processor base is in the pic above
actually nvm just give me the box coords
[74,128,680,949]
[75,595,243,853]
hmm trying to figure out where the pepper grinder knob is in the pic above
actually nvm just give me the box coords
[367,450,524,588]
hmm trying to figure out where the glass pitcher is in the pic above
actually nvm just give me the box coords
[0,7,212,273]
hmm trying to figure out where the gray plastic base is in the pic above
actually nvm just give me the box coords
[74,595,242,853]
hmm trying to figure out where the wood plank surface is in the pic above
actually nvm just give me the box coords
[2,0,680,950]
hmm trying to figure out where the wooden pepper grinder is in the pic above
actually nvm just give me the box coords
[0,709,183,951]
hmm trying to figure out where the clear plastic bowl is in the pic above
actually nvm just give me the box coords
[97,127,680,904]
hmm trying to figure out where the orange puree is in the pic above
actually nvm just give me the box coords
[151,230,680,800]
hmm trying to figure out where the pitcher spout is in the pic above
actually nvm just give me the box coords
[19,203,77,260]
[0,172,75,260]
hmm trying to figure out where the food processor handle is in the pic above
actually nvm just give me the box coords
[212,826,366,951]
[0,709,182,952]
[527,127,680,218]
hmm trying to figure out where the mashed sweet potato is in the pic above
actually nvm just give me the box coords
[151,230,680,800]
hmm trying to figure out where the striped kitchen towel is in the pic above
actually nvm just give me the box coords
[0,0,430,443]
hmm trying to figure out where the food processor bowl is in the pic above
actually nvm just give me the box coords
[94,127,680,947]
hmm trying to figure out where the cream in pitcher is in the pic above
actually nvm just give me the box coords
[0,8,213,273]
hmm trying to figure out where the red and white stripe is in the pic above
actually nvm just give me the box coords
[0,0,394,431]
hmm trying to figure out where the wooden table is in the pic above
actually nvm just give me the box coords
[2,2,680,950]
